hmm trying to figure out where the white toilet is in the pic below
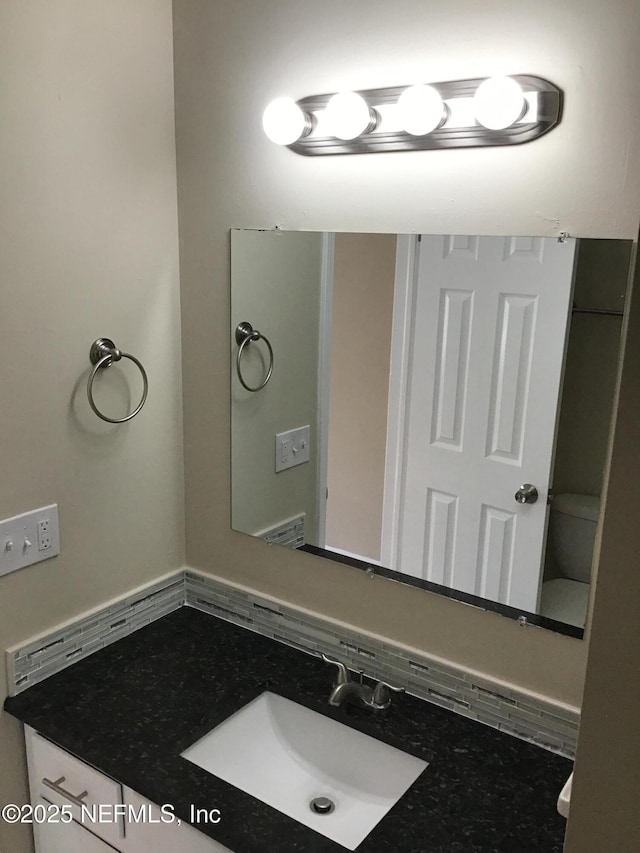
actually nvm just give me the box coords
[540,493,600,628]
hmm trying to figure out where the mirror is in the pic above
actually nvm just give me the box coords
[231,230,632,636]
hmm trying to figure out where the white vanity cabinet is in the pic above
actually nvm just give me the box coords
[25,727,231,853]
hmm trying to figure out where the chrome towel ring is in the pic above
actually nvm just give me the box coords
[87,338,148,423]
[235,321,274,392]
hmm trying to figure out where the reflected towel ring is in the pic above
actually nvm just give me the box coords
[235,321,274,392]
[87,337,148,423]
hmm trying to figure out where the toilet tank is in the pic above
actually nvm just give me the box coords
[549,493,600,583]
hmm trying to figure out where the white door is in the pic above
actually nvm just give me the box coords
[389,234,577,612]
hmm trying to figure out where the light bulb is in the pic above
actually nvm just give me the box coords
[397,85,447,136]
[262,97,310,146]
[473,77,526,130]
[324,92,376,140]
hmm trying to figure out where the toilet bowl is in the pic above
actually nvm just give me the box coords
[540,493,600,627]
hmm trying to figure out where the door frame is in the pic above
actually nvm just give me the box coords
[380,234,419,570]
[315,232,335,548]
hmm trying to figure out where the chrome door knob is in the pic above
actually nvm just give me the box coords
[515,484,539,504]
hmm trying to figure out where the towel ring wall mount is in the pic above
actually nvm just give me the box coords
[87,337,149,423]
[235,321,274,392]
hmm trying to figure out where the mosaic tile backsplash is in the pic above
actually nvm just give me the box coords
[6,569,579,758]
[6,574,184,694]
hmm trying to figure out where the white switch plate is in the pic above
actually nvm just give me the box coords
[275,425,311,473]
[0,504,60,578]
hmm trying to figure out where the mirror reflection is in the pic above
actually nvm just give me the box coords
[231,230,631,634]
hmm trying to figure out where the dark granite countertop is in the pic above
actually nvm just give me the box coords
[4,607,570,852]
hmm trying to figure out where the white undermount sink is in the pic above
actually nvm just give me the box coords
[181,691,428,850]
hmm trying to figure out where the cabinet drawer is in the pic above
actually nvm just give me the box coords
[33,796,118,853]
[26,727,124,849]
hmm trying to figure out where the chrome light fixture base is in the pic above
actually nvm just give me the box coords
[282,75,561,156]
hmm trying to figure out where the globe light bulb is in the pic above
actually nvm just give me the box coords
[397,85,447,136]
[262,98,310,146]
[324,92,376,140]
[473,77,526,130]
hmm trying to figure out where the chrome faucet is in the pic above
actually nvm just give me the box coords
[321,653,405,711]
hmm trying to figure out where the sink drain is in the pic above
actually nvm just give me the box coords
[310,796,335,815]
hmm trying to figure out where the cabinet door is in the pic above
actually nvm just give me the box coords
[33,797,119,853]
[123,788,232,853]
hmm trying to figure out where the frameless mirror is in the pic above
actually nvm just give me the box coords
[231,230,632,636]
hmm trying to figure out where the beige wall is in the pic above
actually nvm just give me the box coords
[0,3,182,851]
[564,244,640,850]
[175,0,640,715]
[326,233,396,560]
[231,229,323,543]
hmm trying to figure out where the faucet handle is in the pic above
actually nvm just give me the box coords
[321,653,351,685]
[371,680,405,709]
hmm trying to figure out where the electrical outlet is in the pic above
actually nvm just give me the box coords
[37,519,52,551]
[0,504,59,578]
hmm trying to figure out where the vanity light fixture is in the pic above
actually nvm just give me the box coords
[261,75,562,155]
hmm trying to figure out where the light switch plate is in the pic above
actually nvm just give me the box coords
[0,504,60,578]
[275,426,311,473]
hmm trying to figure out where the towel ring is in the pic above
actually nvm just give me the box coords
[87,338,148,423]
[235,322,274,392]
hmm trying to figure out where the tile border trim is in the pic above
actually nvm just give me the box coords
[5,568,579,758]
[184,571,579,758]
[6,572,185,696]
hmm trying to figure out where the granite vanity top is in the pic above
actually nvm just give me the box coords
[4,607,570,852]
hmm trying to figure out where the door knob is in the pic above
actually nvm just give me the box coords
[515,484,538,504]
